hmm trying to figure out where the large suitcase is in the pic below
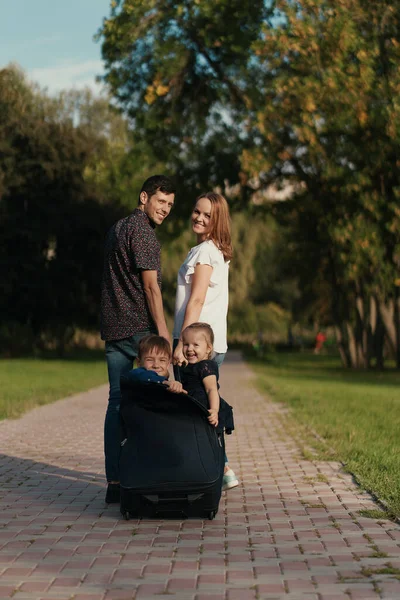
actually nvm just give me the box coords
[119,377,224,520]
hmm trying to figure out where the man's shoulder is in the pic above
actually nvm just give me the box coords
[128,210,158,239]
[125,209,149,228]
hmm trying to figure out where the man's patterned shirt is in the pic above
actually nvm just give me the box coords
[100,209,161,341]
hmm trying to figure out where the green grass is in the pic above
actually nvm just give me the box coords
[247,351,400,517]
[0,350,107,420]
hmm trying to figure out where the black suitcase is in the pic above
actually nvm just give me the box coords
[119,377,224,520]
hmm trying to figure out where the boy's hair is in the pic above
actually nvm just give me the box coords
[138,334,171,361]
[138,175,176,204]
[182,322,214,348]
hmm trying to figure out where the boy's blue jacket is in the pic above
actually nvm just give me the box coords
[125,367,166,385]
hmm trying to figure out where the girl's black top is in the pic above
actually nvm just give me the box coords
[180,360,234,434]
[180,360,219,410]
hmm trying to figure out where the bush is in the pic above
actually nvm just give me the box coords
[0,322,36,357]
[228,302,290,344]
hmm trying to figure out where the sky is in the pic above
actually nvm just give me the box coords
[0,0,111,94]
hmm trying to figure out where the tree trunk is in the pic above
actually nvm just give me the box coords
[334,323,350,368]
[346,321,358,368]
[355,293,369,368]
[379,298,397,357]
[370,295,385,369]
[395,290,400,368]
[375,314,385,371]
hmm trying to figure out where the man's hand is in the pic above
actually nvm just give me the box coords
[163,380,187,394]
[158,327,171,347]
[141,270,170,347]
[207,408,218,427]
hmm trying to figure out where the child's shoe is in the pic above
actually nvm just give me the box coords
[105,483,120,503]
[222,468,239,491]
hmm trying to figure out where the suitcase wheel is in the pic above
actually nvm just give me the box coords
[208,510,216,520]
[122,511,130,521]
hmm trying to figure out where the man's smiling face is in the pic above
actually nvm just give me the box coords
[141,189,175,225]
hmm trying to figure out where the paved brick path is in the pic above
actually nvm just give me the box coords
[1,352,400,600]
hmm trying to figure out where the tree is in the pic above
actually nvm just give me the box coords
[97,0,400,366]
[0,65,124,354]
[96,0,273,210]
[242,0,400,367]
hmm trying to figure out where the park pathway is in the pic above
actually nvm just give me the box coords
[1,352,400,600]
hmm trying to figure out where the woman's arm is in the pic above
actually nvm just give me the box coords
[203,374,220,427]
[173,263,213,365]
[181,263,213,329]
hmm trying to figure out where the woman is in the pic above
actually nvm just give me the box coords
[173,191,238,491]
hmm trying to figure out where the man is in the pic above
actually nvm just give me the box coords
[100,174,176,503]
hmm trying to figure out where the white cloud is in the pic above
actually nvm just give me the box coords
[28,60,106,94]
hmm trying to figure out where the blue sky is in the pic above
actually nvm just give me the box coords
[0,0,111,94]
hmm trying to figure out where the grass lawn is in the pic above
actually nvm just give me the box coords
[0,350,107,420]
[248,351,400,518]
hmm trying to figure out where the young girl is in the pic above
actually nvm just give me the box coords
[180,323,235,491]
[180,322,221,427]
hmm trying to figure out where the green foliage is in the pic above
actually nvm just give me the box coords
[4,0,400,363]
[97,0,400,367]
[229,302,290,342]
[97,0,273,211]
[0,65,125,354]
[243,0,400,366]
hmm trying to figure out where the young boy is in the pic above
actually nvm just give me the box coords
[125,334,187,394]
[106,335,186,503]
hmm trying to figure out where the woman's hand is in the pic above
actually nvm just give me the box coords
[173,341,187,367]
[207,408,218,427]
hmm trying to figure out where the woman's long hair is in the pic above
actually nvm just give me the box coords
[196,192,233,262]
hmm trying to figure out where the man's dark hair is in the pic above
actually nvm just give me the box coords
[139,175,176,202]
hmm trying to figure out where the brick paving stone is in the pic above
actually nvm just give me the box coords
[195,594,226,600]
[0,586,17,597]
[257,582,286,594]
[134,582,165,596]
[0,353,400,600]
[74,596,105,600]
[103,590,135,599]
[227,589,257,599]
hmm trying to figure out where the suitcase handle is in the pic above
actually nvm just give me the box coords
[143,493,203,505]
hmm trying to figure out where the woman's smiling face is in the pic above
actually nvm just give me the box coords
[191,197,212,241]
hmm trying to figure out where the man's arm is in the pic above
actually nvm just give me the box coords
[141,269,170,344]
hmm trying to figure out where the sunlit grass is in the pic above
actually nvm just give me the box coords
[248,351,400,517]
[0,350,107,420]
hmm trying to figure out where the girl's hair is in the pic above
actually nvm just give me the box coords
[195,192,233,262]
[138,334,171,361]
[182,322,214,358]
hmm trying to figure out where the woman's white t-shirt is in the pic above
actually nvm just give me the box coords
[173,240,229,353]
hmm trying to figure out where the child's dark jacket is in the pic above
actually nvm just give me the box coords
[180,360,234,434]
[123,363,234,434]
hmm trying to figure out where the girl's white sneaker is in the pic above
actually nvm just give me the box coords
[222,468,239,491]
